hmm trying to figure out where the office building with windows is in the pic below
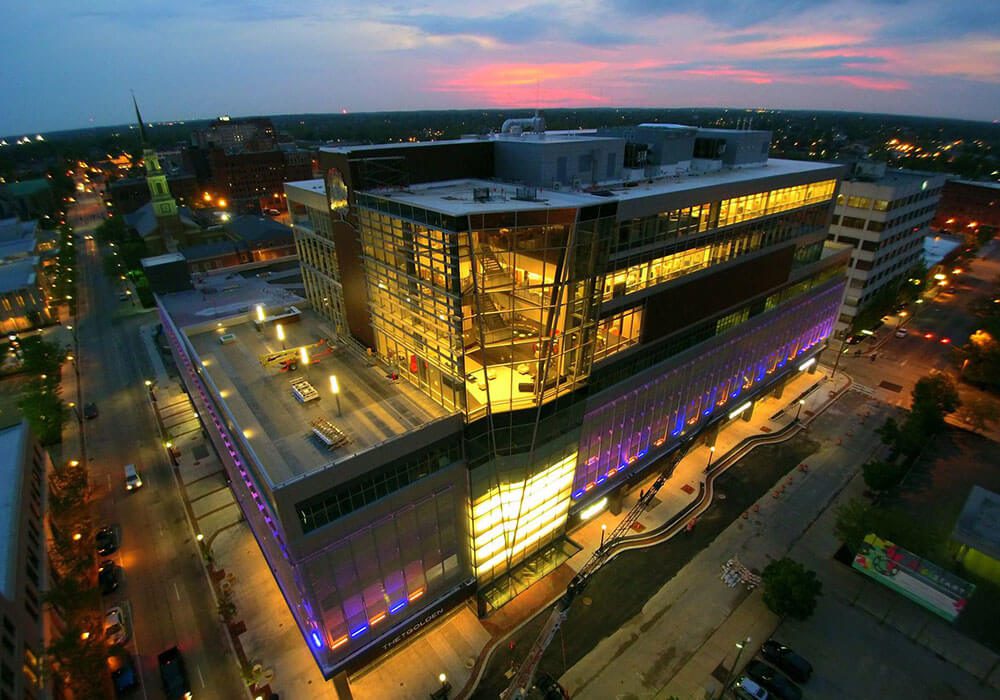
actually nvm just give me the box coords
[0,421,49,699]
[158,120,848,679]
[828,161,945,334]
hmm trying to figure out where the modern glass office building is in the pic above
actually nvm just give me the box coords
[161,122,849,679]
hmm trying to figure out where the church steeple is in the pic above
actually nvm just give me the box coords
[132,93,177,220]
[132,91,148,145]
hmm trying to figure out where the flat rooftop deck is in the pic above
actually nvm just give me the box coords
[368,158,840,217]
[186,311,450,488]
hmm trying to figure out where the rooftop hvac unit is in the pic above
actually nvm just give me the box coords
[473,187,490,202]
[514,186,538,201]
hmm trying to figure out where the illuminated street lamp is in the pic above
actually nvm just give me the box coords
[72,532,82,541]
[706,445,716,472]
[256,304,265,322]
[600,523,607,550]
[795,399,805,422]
[276,323,285,349]
[300,346,309,369]
[717,636,752,699]
[329,375,342,416]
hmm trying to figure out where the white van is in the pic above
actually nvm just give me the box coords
[124,464,143,491]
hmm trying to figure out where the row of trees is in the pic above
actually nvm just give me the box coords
[95,215,155,307]
[837,375,962,554]
[16,336,68,445]
[861,374,962,494]
[45,458,109,697]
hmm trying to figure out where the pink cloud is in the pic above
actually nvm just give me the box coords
[429,61,619,106]
[679,67,774,84]
[827,74,910,91]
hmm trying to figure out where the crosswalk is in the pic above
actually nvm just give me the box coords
[851,382,876,396]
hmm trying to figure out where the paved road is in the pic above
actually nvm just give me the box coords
[827,239,1000,404]
[74,231,246,699]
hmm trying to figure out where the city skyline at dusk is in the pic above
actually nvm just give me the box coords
[4,0,999,135]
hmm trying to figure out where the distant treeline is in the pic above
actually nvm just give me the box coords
[3,107,998,181]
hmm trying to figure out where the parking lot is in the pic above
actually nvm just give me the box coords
[772,591,996,700]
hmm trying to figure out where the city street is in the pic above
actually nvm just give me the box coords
[825,238,1000,407]
[70,211,246,698]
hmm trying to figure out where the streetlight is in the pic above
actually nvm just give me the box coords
[600,523,607,550]
[329,375,342,417]
[829,335,850,379]
[299,345,309,369]
[795,399,805,422]
[718,636,752,699]
[706,445,716,472]
[276,323,285,349]
[431,672,452,700]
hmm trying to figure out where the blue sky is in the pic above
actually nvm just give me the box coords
[2,0,998,135]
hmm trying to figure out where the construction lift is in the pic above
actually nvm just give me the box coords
[500,439,695,700]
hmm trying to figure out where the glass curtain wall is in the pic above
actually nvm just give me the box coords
[613,179,836,254]
[358,208,466,413]
[459,208,603,419]
[604,204,830,301]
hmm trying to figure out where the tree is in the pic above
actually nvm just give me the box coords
[875,417,901,448]
[18,384,66,445]
[960,395,1000,433]
[862,459,905,493]
[761,558,823,621]
[217,587,237,624]
[834,498,876,552]
[911,374,961,432]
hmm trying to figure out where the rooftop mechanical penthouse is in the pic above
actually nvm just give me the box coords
[160,119,850,679]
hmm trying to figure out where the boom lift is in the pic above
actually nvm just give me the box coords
[501,440,695,700]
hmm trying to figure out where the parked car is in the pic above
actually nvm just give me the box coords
[98,560,119,595]
[109,653,140,696]
[158,647,192,700]
[894,327,908,338]
[733,675,769,700]
[96,526,118,555]
[83,402,99,419]
[104,606,128,645]
[761,640,813,683]
[745,660,802,700]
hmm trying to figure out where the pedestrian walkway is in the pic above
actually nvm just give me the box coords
[139,323,335,699]
[137,311,851,700]
[446,367,849,700]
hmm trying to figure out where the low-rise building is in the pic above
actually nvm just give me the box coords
[932,179,1000,241]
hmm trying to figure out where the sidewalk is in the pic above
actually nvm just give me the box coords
[137,315,849,700]
[139,323,337,700]
[446,367,849,700]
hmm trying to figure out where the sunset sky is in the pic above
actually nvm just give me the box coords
[4,0,999,134]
